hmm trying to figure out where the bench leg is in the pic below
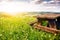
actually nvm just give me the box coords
[49,22,56,29]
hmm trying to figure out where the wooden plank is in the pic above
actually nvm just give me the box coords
[34,25,60,34]
[36,14,60,19]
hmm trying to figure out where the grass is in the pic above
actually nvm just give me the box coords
[0,15,60,40]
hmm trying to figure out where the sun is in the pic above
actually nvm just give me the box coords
[0,1,29,15]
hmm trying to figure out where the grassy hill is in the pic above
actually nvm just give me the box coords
[0,12,60,40]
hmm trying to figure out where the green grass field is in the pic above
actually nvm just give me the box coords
[0,13,60,40]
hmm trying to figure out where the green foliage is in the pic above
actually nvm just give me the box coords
[0,16,59,40]
[42,21,48,26]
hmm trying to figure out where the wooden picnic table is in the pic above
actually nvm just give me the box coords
[36,14,60,29]
[30,13,60,34]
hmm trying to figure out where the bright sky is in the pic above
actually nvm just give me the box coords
[0,1,60,15]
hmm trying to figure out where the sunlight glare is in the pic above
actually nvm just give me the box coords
[0,1,60,15]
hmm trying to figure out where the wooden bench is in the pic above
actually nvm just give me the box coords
[30,13,60,34]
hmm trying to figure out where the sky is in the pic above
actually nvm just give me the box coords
[10,0,51,1]
[0,0,60,15]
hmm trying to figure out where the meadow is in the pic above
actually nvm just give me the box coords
[0,13,60,40]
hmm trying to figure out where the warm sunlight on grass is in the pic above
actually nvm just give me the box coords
[0,12,28,16]
[0,12,60,40]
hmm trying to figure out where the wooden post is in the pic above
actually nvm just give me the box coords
[48,19,56,29]
[37,18,43,26]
